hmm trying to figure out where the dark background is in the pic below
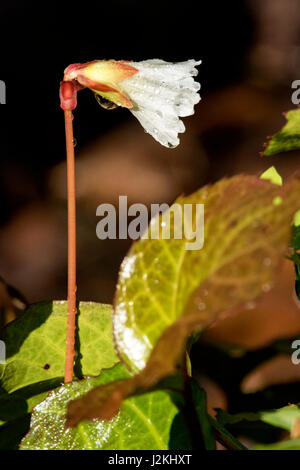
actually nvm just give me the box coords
[0,0,299,305]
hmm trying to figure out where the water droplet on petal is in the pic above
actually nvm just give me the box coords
[94,93,117,110]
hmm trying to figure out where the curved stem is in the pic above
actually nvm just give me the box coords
[64,109,77,383]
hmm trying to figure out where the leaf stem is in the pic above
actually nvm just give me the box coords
[64,109,77,384]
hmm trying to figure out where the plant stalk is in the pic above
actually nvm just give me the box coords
[64,109,77,384]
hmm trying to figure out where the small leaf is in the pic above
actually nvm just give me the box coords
[290,211,300,300]
[253,438,300,450]
[294,210,300,228]
[217,404,300,432]
[21,363,191,450]
[0,301,118,425]
[264,109,300,156]
[260,166,283,186]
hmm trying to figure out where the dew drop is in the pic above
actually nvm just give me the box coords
[262,282,272,293]
[245,301,256,310]
[72,138,77,147]
[263,257,272,267]
[197,301,206,311]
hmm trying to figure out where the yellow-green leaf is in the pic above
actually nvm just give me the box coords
[67,174,300,426]
[114,174,300,373]
[264,109,300,156]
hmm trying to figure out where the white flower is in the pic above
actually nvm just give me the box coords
[63,58,201,148]
[120,59,201,147]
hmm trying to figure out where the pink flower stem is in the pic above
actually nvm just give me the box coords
[60,81,78,384]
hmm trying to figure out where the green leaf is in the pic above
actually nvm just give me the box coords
[190,380,216,450]
[209,417,247,450]
[260,166,283,186]
[253,438,300,450]
[290,251,300,299]
[0,380,62,427]
[0,301,118,425]
[264,109,300,156]
[294,210,300,228]
[21,363,191,450]
[217,404,300,432]
[290,211,300,300]
[0,415,31,450]
[292,225,300,251]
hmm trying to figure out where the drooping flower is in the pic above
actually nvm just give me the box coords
[63,59,201,148]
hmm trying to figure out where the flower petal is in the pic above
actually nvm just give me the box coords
[120,59,201,148]
[92,86,133,109]
[64,60,138,84]
[64,60,138,108]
